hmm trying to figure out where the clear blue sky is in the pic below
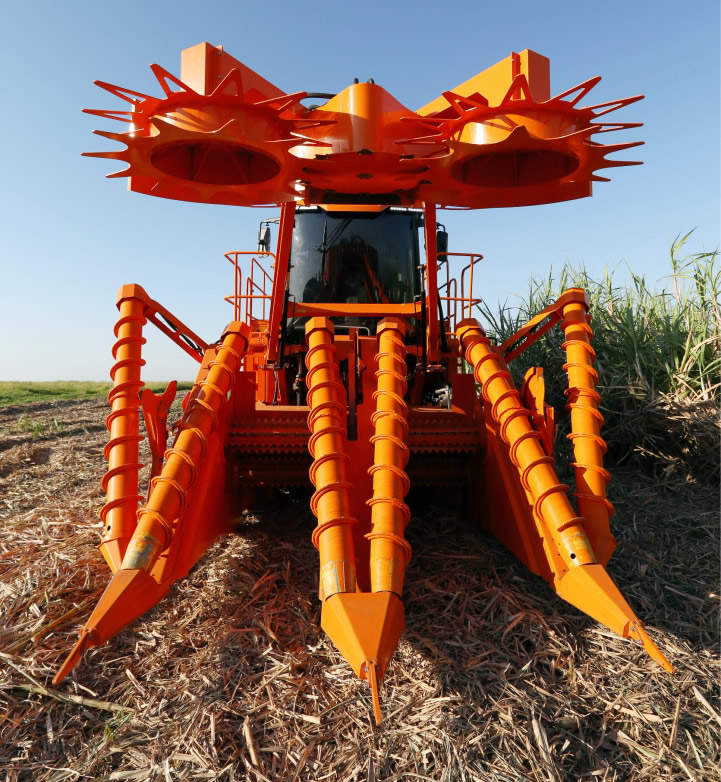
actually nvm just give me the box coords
[1,0,718,381]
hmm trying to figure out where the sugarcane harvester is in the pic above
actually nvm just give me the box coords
[55,44,673,721]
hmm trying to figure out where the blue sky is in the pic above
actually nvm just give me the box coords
[1,0,718,381]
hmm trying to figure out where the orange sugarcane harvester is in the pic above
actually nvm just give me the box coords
[55,43,672,722]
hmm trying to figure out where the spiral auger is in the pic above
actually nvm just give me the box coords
[53,322,250,686]
[457,317,672,673]
[457,319,595,569]
[123,323,249,573]
[305,317,408,725]
[99,286,148,572]
[304,317,357,599]
[367,318,412,596]
[560,294,616,566]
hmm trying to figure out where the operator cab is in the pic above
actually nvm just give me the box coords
[285,206,423,337]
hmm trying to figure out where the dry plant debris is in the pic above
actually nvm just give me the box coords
[0,398,719,781]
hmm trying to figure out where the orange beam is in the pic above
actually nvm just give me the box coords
[266,201,295,363]
[180,42,286,100]
[288,301,420,318]
[418,49,550,117]
[424,203,440,364]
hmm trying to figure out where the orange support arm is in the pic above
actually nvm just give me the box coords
[139,381,178,482]
[424,203,441,364]
[266,201,296,364]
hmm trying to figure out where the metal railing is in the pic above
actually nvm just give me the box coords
[224,248,482,339]
[224,251,275,325]
[437,252,483,333]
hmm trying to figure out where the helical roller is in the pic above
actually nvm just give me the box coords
[457,318,596,569]
[99,292,148,572]
[304,317,357,599]
[560,297,616,565]
[121,324,249,573]
[366,318,412,595]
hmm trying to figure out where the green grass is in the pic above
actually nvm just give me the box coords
[0,381,194,407]
[478,231,720,482]
[11,412,64,437]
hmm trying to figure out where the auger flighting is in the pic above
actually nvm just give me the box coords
[54,43,672,724]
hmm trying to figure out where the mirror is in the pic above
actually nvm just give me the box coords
[258,225,271,253]
[436,229,449,261]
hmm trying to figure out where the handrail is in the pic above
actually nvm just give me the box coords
[438,277,458,330]
[223,248,483,344]
[437,252,483,333]
[224,251,276,324]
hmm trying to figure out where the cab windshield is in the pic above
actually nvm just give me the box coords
[288,208,422,308]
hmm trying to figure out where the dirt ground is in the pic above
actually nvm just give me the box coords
[0,398,719,781]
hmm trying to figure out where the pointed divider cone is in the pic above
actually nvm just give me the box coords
[53,568,166,685]
[556,564,673,673]
[99,538,126,575]
[321,592,405,681]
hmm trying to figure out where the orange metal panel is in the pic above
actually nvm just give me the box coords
[418,49,550,116]
[180,42,285,100]
[288,301,420,318]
